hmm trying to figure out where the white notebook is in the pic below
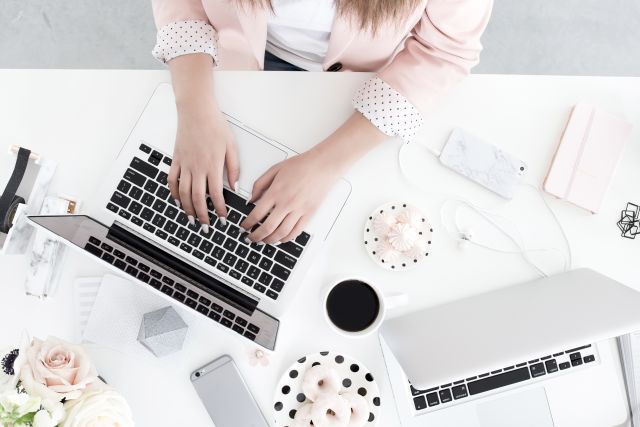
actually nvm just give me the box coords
[619,333,640,426]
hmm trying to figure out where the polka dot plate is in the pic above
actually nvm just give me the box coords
[363,201,433,271]
[273,351,381,427]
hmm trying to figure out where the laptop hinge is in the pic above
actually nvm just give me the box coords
[107,222,259,315]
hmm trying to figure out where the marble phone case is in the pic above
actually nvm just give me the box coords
[439,128,527,199]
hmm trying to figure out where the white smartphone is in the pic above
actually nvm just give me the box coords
[439,128,527,199]
[191,355,269,427]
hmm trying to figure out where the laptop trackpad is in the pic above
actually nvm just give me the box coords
[227,121,288,195]
[476,388,554,427]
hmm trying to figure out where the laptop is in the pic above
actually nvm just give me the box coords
[29,84,351,351]
[380,269,640,426]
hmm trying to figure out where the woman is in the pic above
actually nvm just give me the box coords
[151,0,492,244]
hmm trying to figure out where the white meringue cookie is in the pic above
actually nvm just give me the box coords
[398,207,425,230]
[371,211,397,236]
[311,395,351,427]
[405,237,428,261]
[387,223,419,252]
[341,392,370,427]
[375,239,402,264]
[292,403,314,427]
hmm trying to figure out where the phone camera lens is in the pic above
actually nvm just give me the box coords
[520,166,525,171]
[195,372,201,378]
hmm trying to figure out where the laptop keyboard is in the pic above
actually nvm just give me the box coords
[84,235,265,343]
[410,344,597,413]
[106,143,310,302]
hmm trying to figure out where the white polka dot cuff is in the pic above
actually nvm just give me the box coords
[353,77,424,143]
[152,20,219,65]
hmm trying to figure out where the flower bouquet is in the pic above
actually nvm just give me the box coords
[0,336,133,427]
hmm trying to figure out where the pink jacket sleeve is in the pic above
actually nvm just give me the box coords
[151,0,210,27]
[379,0,493,114]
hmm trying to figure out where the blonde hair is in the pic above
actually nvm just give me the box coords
[237,0,421,31]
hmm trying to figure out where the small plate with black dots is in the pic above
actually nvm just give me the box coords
[363,201,433,271]
[273,350,381,427]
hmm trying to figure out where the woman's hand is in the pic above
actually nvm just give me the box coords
[241,112,389,243]
[166,54,239,232]
[169,105,239,231]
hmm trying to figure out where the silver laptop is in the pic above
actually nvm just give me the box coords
[381,269,640,426]
[29,84,351,350]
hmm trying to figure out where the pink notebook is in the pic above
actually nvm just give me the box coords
[544,104,633,213]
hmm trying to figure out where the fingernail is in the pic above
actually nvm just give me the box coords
[174,199,181,209]
[244,237,251,245]
[247,194,252,203]
[273,241,281,246]
[234,181,239,191]
[188,215,195,226]
[256,241,264,246]
[220,217,227,226]
[201,224,209,234]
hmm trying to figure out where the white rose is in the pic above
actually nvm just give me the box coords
[33,399,65,427]
[61,389,134,427]
[0,389,41,418]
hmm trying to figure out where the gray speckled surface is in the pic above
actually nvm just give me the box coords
[1,0,639,75]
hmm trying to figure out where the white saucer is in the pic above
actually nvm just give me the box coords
[273,351,381,427]
[363,201,433,271]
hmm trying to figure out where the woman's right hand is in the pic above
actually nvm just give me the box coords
[166,54,239,232]
[168,104,239,233]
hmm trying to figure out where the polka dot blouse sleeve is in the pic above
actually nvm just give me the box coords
[152,20,219,65]
[352,76,424,143]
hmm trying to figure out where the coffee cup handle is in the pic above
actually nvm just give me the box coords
[384,293,409,310]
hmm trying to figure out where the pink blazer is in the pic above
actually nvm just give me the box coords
[152,0,492,133]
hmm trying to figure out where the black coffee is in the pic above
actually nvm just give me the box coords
[326,280,380,332]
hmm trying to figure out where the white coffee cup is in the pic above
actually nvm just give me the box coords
[323,277,408,337]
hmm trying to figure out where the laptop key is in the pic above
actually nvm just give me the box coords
[152,199,167,213]
[222,188,253,215]
[155,230,168,240]
[254,283,267,293]
[217,263,229,273]
[199,240,214,254]
[247,266,260,279]
[173,292,185,302]
[118,209,131,220]
[279,241,303,258]
[208,312,221,322]
[262,245,276,258]
[187,221,200,232]
[205,256,217,267]
[141,207,154,221]
[223,310,235,320]
[295,232,310,246]
[106,203,119,213]
[266,290,279,300]
[129,201,142,215]
[227,210,242,224]
[258,272,272,286]
[212,247,225,260]
[236,317,248,327]
[211,303,223,313]
[101,253,115,264]
[176,212,189,226]
[139,143,151,153]
[569,352,581,361]
[559,362,570,370]
[125,265,138,277]
[137,272,150,283]
[235,244,249,258]
[138,263,150,272]
[229,270,241,280]
[451,385,468,399]
[156,186,171,200]
[275,251,297,269]
[185,298,198,309]
[192,250,205,260]
[223,238,237,251]
[165,206,178,220]
[148,155,160,166]
[110,192,130,209]
[247,251,261,265]
[228,225,240,238]
[223,253,237,267]
[413,396,427,411]
[241,277,254,287]
[571,358,583,367]
[270,278,284,292]
[144,180,159,193]
[114,259,126,270]
[157,171,168,186]
[584,355,595,363]
[117,180,131,193]
[235,260,249,273]
[130,157,158,179]
[129,186,143,201]
[529,363,545,378]
[426,392,439,407]
[124,168,146,186]
[467,367,529,396]
[439,389,452,403]
[176,227,190,241]
[221,318,233,328]
[152,214,166,228]
[180,243,192,254]
[143,223,156,234]
[214,220,228,232]
[259,258,273,270]
[232,324,244,334]
[163,157,172,166]
[163,221,178,234]
[545,359,558,373]
[212,231,225,245]
[161,285,173,296]
[187,289,198,299]
[168,236,180,246]
[197,305,209,315]
[244,331,256,341]
[188,233,202,247]
[141,193,154,207]
[271,263,290,281]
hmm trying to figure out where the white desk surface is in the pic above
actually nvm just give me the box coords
[0,70,639,426]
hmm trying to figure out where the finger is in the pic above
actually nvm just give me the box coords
[247,206,288,243]
[192,175,210,228]
[241,196,275,236]
[262,212,301,244]
[207,175,228,222]
[249,165,278,203]
[280,215,310,243]
[225,141,240,192]
[168,161,181,207]
[178,172,196,225]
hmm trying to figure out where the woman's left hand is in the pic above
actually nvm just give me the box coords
[240,147,343,244]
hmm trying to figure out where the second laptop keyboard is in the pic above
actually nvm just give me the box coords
[107,142,311,302]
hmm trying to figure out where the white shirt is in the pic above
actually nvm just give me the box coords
[265,0,336,71]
